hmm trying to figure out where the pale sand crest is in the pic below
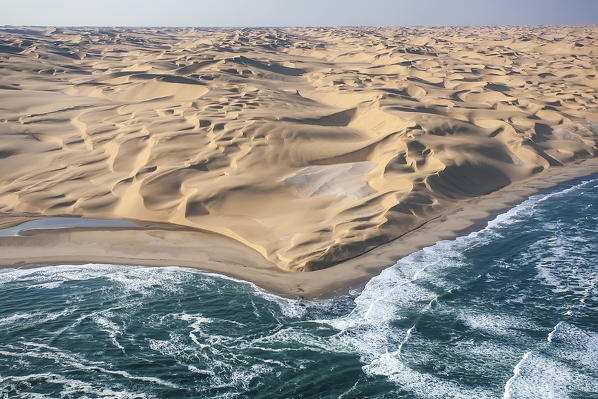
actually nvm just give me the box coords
[0,26,597,296]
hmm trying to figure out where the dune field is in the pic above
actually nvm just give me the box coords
[1,26,598,293]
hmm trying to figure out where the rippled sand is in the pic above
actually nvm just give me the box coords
[1,26,597,279]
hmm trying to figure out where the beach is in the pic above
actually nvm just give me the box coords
[1,26,598,297]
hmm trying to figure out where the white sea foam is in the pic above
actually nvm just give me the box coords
[0,308,75,329]
[503,351,533,399]
[547,321,565,343]
[503,351,576,399]
[8,341,179,389]
[92,311,125,352]
[365,352,493,399]
[502,320,598,399]
[320,243,472,397]
[173,312,213,346]
[148,334,191,358]
[0,372,154,399]
[459,311,537,337]
[547,322,598,370]
[484,176,597,232]
[0,263,194,297]
[243,325,350,354]
[152,267,318,319]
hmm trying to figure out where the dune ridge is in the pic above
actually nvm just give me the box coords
[1,26,597,274]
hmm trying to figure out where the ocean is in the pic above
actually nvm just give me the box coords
[1,175,597,398]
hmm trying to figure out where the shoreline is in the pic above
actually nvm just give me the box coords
[2,157,598,299]
[2,26,598,290]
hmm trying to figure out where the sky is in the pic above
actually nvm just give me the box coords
[2,0,598,27]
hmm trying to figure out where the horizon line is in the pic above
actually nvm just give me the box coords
[3,24,597,29]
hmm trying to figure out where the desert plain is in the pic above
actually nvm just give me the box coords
[0,26,597,296]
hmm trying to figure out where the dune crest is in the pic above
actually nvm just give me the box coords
[1,26,597,272]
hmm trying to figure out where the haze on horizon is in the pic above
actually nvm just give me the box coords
[3,0,598,27]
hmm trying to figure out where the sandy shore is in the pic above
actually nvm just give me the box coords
[2,157,598,298]
[1,26,597,297]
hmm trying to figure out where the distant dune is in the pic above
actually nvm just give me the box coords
[1,26,597,277]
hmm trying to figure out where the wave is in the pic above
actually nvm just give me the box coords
[91,311,126,352]
[503,322,598,399]
[0,372,154,399]
[15,341,177,388]
[0,308,76,331]
[485,175,598,231]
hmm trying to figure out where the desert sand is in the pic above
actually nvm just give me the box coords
[1,26,597,296]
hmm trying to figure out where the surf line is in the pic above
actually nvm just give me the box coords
[502,319,567,399]
[502,351,532,399]
[503,262,595,398]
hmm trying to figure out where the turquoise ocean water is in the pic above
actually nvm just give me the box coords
[1,175,597,398]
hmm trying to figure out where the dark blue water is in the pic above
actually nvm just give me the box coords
[1,175,597,398]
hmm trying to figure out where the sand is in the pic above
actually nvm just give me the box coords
[1,26,597,296]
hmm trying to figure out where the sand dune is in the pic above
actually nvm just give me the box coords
[1,26,597,274]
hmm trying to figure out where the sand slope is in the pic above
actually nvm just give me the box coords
[1,26,597,272]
